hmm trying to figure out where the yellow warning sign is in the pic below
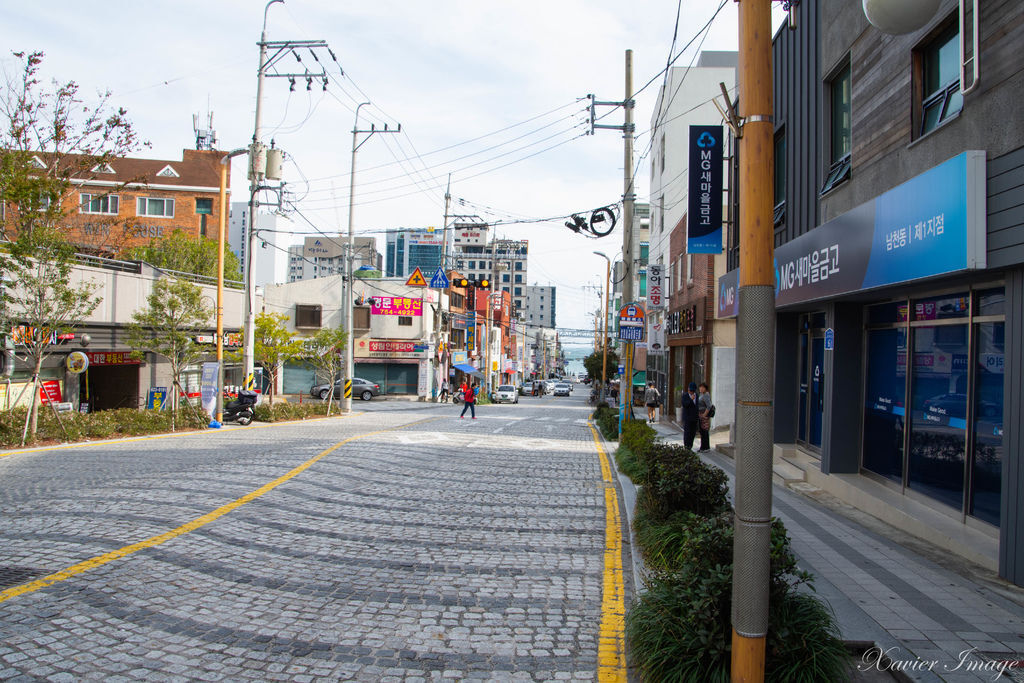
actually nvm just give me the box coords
[405,267,428,287]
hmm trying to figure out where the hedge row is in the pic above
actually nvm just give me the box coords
[616,422,849,682]
[0,406,209,448]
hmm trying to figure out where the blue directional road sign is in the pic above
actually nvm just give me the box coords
[429,267,450,289]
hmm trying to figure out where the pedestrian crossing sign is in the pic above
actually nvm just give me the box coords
[429,267,450,289]
[406,267,428,287]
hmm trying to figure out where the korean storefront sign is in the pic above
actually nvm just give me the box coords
[647,264,664,310]
[86,351,141,365]
[370,296,423,316]
[687,125,724,254]
[717,150,986,314]
[358,340,428,359]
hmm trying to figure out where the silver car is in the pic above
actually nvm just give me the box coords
[492,384,519,404]
[553,382,571,397]
[310,378,381,401]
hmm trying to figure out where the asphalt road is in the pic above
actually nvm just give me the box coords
[0,389,631,681]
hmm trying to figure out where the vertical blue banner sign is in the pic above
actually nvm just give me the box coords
[687,125,724,254]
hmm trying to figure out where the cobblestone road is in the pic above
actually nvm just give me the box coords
[0,392,630,681]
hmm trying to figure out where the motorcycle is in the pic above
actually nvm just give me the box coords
[222,389,258,426]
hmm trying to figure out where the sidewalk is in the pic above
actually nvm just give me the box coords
[627,419,1024,682]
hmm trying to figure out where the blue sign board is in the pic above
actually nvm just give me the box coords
[617,364,625,375]
[717,150,986,309]
[147,387,168,410]
[824,328,834,351]
[429,267,450,289]
[618,325,644,342]
[687,125,724,254]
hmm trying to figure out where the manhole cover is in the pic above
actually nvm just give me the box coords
[0,566,44,590]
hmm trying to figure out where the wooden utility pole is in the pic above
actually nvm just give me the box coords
[731,1,775,681]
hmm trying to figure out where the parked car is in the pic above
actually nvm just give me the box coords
[310,378,381,401]
[492,385,519,404]
[553,382,571,397]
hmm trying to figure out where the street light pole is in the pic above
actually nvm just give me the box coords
[594,252,611,401]
[242,0,284,393]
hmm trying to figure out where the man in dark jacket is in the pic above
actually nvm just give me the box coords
[681,382,700,450]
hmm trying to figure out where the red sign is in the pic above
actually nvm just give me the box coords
[39,380,62,405]
[86,351,141,365]
[369,341,415,353]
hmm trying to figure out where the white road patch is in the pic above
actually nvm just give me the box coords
[394,432,451,445]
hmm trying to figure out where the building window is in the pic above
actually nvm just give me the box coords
[502,273,510,283]
[515,262,523,271]
[514,274,522,284]
[80,193,119,215]
[354,307,370,329]
[821,61,851,195]
[295,304,322,328]
[195,198,213,215]
[398,316,412,326]
[774,129,786,225]
[137,197,175,217]
[687,254,695,284]
[514,287,522,296]
[918,24,963,136]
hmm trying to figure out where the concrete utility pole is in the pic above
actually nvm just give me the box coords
[485,238,499,394]
[621,49,636,304]
[342,105,400,413]
[242,0,282,392]
[731,1,775,680]
[594,251,611,401]
[218,148,249,422]
[432,175,451,401]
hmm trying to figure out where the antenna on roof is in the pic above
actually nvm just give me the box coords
[193,102,218,150]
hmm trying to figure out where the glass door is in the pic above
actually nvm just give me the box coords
[809,336,825,448]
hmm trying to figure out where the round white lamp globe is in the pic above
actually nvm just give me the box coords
[862,0,941,34]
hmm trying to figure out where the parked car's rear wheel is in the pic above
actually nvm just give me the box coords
[319,389,329,400]
[360,390,373,401]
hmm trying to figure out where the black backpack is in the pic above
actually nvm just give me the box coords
[708,403,716,418]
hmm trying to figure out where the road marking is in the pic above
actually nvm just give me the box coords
[394,431,450,445]
[0,416,437,605]
[588,418,627,682]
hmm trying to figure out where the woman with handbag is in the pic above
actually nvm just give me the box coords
[644,382,661,423]
[697,382,714,452]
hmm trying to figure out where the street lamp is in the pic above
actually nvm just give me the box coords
[593,251,611,402]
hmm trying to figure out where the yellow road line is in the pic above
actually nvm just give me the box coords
[0,416,433,605]
[589,418,627,681]
[0,411,362,458]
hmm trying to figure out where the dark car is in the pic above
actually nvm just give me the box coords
[310,378,381,401]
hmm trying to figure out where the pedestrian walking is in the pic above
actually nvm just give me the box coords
[681,382,699,450]
[439,379,450,403]
[460,381,477,419]
[697,382,713,451]
[644,382,661,423]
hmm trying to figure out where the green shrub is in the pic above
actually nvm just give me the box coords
[0,406,209,447]
[620,419,656,460]
[635,443,730,521]
[592,403,619,440]
[614,445,645,483]
[627,514,847,683]
[252,401,333,423]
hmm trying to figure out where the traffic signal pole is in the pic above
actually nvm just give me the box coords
[731,1,775,680]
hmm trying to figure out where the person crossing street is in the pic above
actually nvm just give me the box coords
[459,381,477,419]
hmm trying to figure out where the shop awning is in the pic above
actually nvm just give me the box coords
[632,370,646,386]
[453,363,484,378]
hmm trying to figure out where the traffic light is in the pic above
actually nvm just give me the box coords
[477,277,490,289]
[454,277,469,288]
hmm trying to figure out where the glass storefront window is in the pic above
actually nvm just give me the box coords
[977,288,1005,316]
[810,312,826,329]
[863,328,907,483]
[913,293,969,321]
[971,322,1004,526]
[907,324,968,509]
[868,301,908,325]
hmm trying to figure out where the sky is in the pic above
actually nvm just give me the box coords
[1,0,785,343]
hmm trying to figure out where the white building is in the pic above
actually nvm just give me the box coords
[451,223,529,315]
[228,202,292,287]
[648,50,738,428]
[287,235,380,283]
[523,285,556,329]
[262,275,443,399]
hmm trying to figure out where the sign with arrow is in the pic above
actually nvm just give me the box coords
[429,267,450,289]
[406,267,427,287]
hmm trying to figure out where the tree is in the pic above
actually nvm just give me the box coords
[0,51,142,441]
[125,277,212,424]
[123,229,243,282]
[303,326,348,415]
[229,312,303,401]
[5,225,102,441]
[584,347,619,386]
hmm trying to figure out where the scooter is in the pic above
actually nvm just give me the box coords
[222,389,258,426]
